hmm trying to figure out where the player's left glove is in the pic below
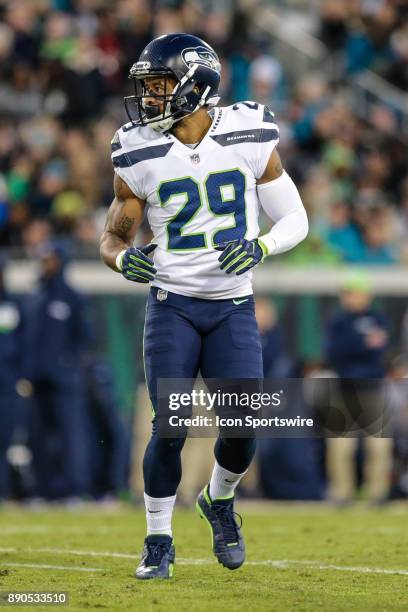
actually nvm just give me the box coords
[215,238,267,275]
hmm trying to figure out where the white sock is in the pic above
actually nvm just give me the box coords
[144,493,176,537]
[209,461,247,501]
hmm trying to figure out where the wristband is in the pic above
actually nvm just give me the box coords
[257,237,276,258]
[115,250,126,272]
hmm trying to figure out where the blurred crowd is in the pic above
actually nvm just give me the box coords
[0,0,407,265]
[318,0,408,83]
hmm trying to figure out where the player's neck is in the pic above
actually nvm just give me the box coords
[171,109,213,146]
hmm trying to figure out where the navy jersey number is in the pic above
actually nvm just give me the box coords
[158,177,206,250]
[205,169,246,245]
[232,101,259,111]
[158,170,247,251]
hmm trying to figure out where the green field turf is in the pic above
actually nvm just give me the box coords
[0,502,407,611]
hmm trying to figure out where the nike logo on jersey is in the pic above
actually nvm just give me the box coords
[233,298,249,305]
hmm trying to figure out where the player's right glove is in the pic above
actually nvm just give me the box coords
[116,244,157,283]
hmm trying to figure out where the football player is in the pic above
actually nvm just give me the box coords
[100,33,308,579]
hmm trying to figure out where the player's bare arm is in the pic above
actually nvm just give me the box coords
[100,174,144,269]
[100,174,157,283]
[258,148,284,184]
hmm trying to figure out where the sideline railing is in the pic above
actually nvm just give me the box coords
[6,261,408,296]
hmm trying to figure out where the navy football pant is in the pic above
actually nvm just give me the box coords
[143,287,263,497]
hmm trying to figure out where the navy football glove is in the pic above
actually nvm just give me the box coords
[215,238,267,275]
[118,244,157,283]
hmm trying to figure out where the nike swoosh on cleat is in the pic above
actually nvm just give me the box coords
[224,478,235,483]
[233,298,249,305]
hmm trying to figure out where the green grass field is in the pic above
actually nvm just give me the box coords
[0,502,407,611]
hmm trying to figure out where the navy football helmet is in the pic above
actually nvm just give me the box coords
[125,33,221,132]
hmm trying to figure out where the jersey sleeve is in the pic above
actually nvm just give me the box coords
[230,103,280,180]
[110,127,147,200]
[252,104,280,180]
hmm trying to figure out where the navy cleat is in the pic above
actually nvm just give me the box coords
[135,534,175,580]
[196,485,245,570]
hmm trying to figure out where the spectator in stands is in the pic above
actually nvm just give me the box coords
[353,199,398,264]
[325,201,364,262]
[24,241,91,501]
[0,0,405,266]
[386,23,408,91]
[360,217,397,264]
[323,270,392,504]
[249,55,287,114]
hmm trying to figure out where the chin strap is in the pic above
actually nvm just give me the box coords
[150,114,176,133]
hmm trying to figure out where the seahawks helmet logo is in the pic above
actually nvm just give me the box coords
[181,46,220,72]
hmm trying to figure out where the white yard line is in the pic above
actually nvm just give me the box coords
[245,560,408,576]
[3,562,105,573]
[0,526,55,535]
[0,526,113,534]
[1,547,407,576]
[3,524,406,535]
[0,548,16,553]
[34,548,138,560]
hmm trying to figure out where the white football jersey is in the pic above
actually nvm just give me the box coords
[111,102,279,299]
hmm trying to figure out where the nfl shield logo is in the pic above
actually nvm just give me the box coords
[190,153,200,165]
[157,289,168,302]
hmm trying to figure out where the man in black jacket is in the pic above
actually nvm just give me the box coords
[24,242,91,501]
[0,254,24,501]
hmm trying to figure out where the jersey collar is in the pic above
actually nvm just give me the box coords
[164,107,222,153]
